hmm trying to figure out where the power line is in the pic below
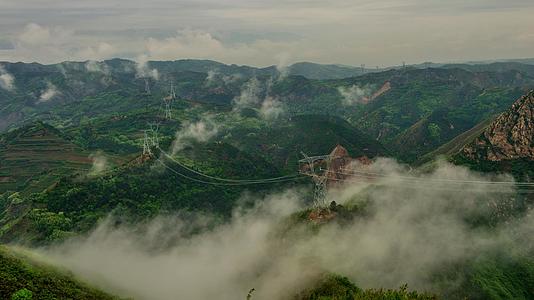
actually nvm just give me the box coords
[330,169,534,186]
[158,147,303,183]
[156,143,533,195]
[325,172,534,193]
[157,153,534,194]
[157,159,303,186]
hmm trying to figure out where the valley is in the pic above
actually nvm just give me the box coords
[0,57,533,299]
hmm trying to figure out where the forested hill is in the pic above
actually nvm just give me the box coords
[2,59,534,164]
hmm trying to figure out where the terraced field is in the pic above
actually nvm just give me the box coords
[0,122,93,194]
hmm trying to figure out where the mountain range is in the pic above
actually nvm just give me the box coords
[1,58,533,299]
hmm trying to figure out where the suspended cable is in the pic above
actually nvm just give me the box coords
[158,147,303,183]
[324,172,534,193]
[154,144,533,192]
[157,159,304,186]
[326,168,534,186]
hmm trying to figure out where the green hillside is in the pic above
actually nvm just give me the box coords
[224,114,389,172]
[0,122,93,195]
[391,87,525,162]
[416,116,496,165]
[0,139,301,244]
[0,59,533,299]
[0,245,121,300]
[417,91,534,179]
[296,274,436,300]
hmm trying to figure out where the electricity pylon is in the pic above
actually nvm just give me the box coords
[299,152,331,208]
[143,130,153,156]
[148,122,160,147]
[163,82,176,119]
[144,78,151,95]
[142,122,160,155]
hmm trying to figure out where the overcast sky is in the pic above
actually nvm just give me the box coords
[1,0,533,67]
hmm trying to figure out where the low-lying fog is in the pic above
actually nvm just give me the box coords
[44,159,534,300]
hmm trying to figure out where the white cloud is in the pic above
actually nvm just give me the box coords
[44,160,533,299]
[135,54,159,80]
[4,23,119,64]
[1,2,534,66]
[38,82,59,103]
[259,96,284,120]
[232,77,263,110]
[89,152,109,176]
[204,70,243,87]
[171,115,219,154]
[78,43,116,61]
[143,29,298,67]
[145,29,225,59]
[0,65,15,91]
[233,77,286,120]
[85,60,111,75]
[18,23,51,45]
[337,84,375,106]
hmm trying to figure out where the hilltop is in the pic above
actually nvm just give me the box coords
[459,91,534,162]
[452,90,534,177]
[418,91,534,177]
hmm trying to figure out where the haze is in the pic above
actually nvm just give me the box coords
[1,0,534,66]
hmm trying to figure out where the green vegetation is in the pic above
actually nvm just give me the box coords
[0,59,533,299]
[0,140,301,244]
[0,122,92,195]
[0,245,121,300]
[296,274,437,300]
[223,114,389,173]
[384,84,524,162]
[434,253,534,300]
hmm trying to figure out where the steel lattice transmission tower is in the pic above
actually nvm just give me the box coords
[144,78,151,95]
[147,122,160,148]
[163,83,176,119]
[142,122,160,155]
[299,152,332,208]
[142,130,153,156]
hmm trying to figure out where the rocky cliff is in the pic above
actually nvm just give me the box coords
[460,91,534,161]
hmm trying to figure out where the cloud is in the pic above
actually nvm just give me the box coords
[38,82,59,103]
[259,96,285,120]
[89,152,109,176]
[232,77,286,120]
[145,29,226,60]
[2,2,534,66]
[337,84,375,105]
[275,52,291,79]
[204,70,243,87]
[44,159,533,299]
[78,42,116,61]
[0,65,15,91]
[204,70,218,86]
[135,54,159,80]
[171,115,219,154]
[85,60,111,75]
[4,23,118,64]
[232,77,263,110]
[143,29,298,67]
[18,23,51,45]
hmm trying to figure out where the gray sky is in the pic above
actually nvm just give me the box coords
[1,0,533,66]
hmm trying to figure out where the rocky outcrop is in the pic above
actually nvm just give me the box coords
[325,145,372,185]
[461,91,534,161]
